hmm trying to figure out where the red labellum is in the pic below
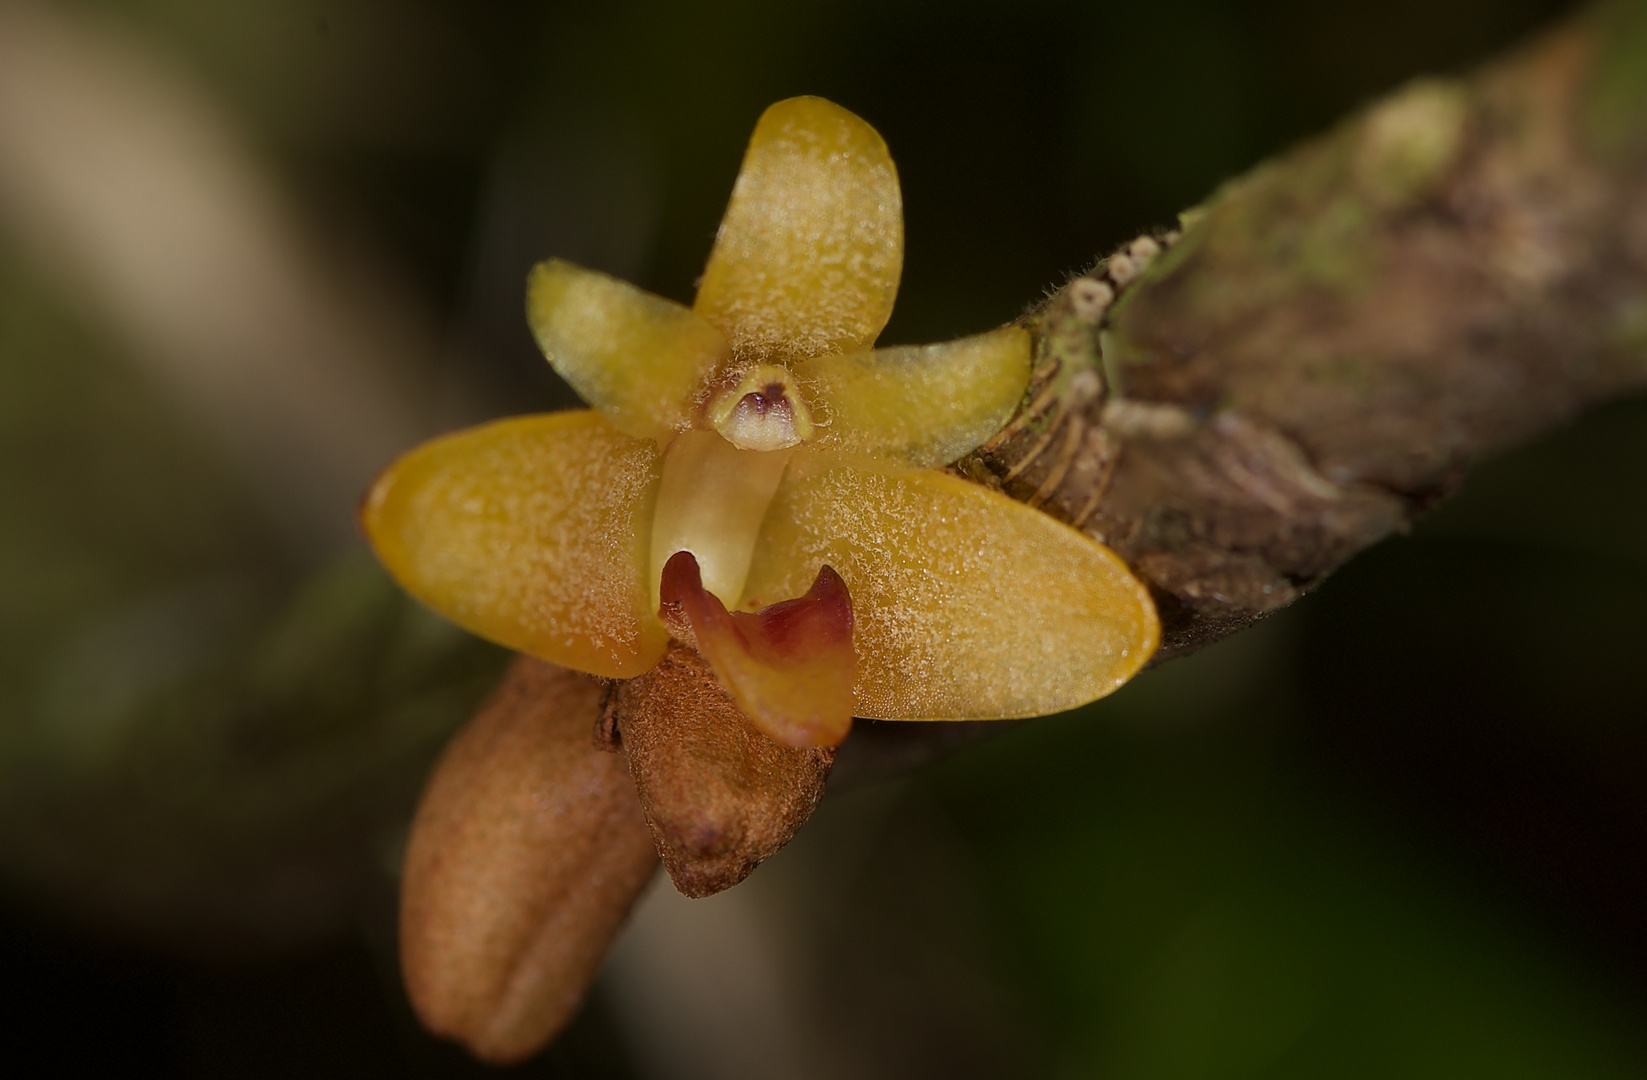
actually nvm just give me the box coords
[659,550,855,748]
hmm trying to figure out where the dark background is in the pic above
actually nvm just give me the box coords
[7,0,1646,1076]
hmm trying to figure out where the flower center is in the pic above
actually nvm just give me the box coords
[706,365,815,452]
[649,432,792,612]
[648,366,823,613]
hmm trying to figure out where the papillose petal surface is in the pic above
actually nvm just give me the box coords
[362,411,668,678]
[742,455,1160,719]
[694,96,903,361]
[527,259,730,440]
[793,326,1033,468]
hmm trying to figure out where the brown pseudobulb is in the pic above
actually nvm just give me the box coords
[400,656,658,1065]
[613,641,835,897]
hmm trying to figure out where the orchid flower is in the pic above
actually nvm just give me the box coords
[366,96,1163,1065]
[362,96,1158,754]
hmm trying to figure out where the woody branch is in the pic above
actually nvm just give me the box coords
[966,0,1647,662]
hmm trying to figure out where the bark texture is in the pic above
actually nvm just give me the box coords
[964,1,1647,659]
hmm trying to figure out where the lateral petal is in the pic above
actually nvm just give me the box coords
[694,96,903,362]
[527,259,730,440]
[362,411,669,678]
[793,326,1032,468]
[742,455,1159,719]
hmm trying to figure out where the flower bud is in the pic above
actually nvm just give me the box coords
[399,658,657,1064]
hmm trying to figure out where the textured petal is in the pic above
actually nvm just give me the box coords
[742,455,1159,719]
[694,97,903,362]
[793,326,1032,467]
[362,411,668,678]
[527,259,730,440]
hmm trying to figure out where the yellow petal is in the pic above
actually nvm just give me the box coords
[694,97,903,362]
[362,411,669,678]
[527,259,731,440]
[742,455,1159,719]
[792,326,1032,468]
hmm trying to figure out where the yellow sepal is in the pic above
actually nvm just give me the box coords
[694,97,903,362]
[361,411,669,678]
[742,453,1159,719]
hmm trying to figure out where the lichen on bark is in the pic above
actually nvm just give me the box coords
[966,0,1647,660]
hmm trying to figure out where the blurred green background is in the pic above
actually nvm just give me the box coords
[7,0,1647,1076]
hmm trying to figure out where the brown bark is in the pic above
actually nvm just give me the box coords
[963,0,1647,660]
